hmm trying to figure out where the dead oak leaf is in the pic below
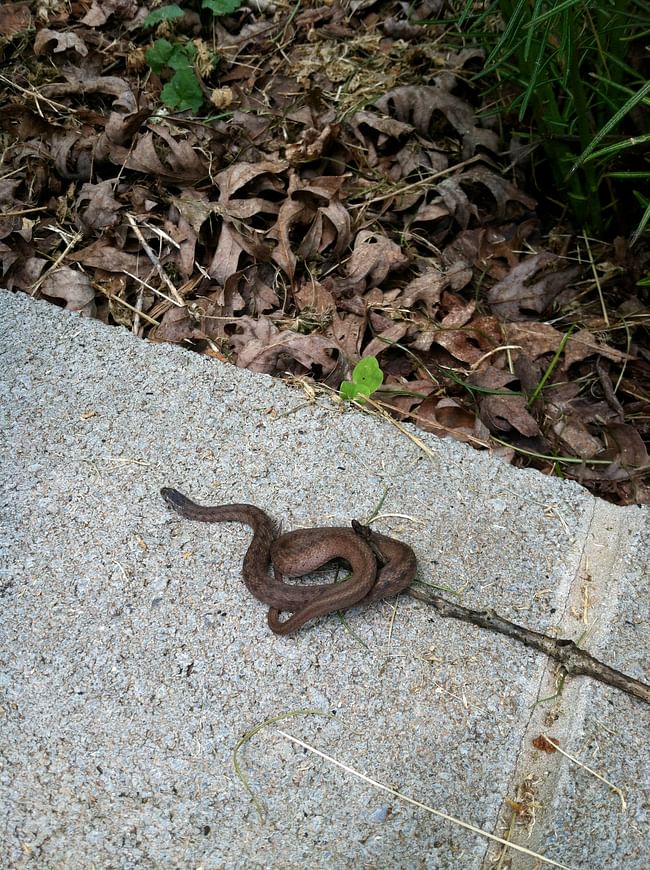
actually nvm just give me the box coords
[81,0,138,26]
[467,365,518,391]
[207,222,271,286]
[488,253,580,321]
[109,127,207,183]
[0,2,32,38]
[0,241,19,273]
[153,292,230,345]
[10,256,47,291]
[41,72,136,114]
[548,403,603,459]
[293,279,336,316]
[363,323,410,359]
[229,315,341,376]
[40,267,96,317]
[170,189,220,234]
[374,85,499,158]
[566,329,633,367]
[70,239,151,277]
[102,108,152,148]
[502,322,632,369]
[214,161,287,221]
[206,161,286,283]
[479,394,540,437]
[343,230,409,290]
[394,261,472,317]
[286,123,339,164]
[76,180,122,231]
[416,312,501,363]
[33,29,89,57]
[270,174,351,283]
[432,168,537,229]
[378,377,437,417]
[415,396,490,445]
[293,279,366,358]
[348,110,415,168]
[443,222,539,278]
[600,422,649,469]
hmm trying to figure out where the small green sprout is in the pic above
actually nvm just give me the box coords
[340,356,384,403]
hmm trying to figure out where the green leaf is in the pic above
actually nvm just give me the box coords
[168,40,196,71]
[145,38,175,74]
[142,4,185,27]
[146,39,195,74]
[160,68,204,113]
[202,0,242,15]
[340,356,384,402]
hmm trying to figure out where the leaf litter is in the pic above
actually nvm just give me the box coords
[1,0,648,504]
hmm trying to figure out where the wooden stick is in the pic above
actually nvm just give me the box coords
[407,586,650,705]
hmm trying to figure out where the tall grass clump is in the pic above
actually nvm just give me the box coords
[449,1,649,239]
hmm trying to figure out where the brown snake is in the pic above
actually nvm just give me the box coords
[160,487,417,635]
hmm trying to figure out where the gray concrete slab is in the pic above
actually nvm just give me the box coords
[0,288,648,869]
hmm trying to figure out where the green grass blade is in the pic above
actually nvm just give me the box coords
[572,80,650,171]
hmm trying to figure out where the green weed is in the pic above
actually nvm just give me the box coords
[340,357,384,402]
[142,0,243,113]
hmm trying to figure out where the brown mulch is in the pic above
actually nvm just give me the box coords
[1,0,649,504]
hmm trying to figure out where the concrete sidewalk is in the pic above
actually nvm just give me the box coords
[1,288,648,869]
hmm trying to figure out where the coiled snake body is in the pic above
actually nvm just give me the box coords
[161,487,416,635]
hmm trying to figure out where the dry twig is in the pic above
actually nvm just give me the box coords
[407,586,650,705]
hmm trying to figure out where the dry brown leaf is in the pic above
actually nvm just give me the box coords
[351,110,414,141]
[488,253,580,321]
[41,72,136,114]
[76,181,122,231]
[443,221,539,278]
[415,396,490,444]
[70,239,151,276]
[502,322,633,367]
[600,422,649,468]
[153,291,230,345]
[379,378,437,417]
[81,0,138,26]
[327,311,366,360]
[374,85,499,158]
[467,366,518,390]
[40,267,96,316]
[440,298,475,329]
[102,108,152,147]
[0,104,58,140]
[566,329,633,366]
[427,311,502,364]
[9,257,47,290]
[294,280,336,315]
[395,261,472,316]
[343,230,409,289]
[229,315,341,376]
[363,323,410,359]
[214,161,287,220]
[348,110,415,168]
[0,241,19,273]
[270,174,351,282]
[34,29,89,57]
[548,405,603,458]
[0,2,31,38]
[479,394,540,437]
[286,123,339,164]
[202,161,287,283]
[432,168,537,229]
[109,128,207,183]
[208,222,271,286]
[170,190,220,234]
